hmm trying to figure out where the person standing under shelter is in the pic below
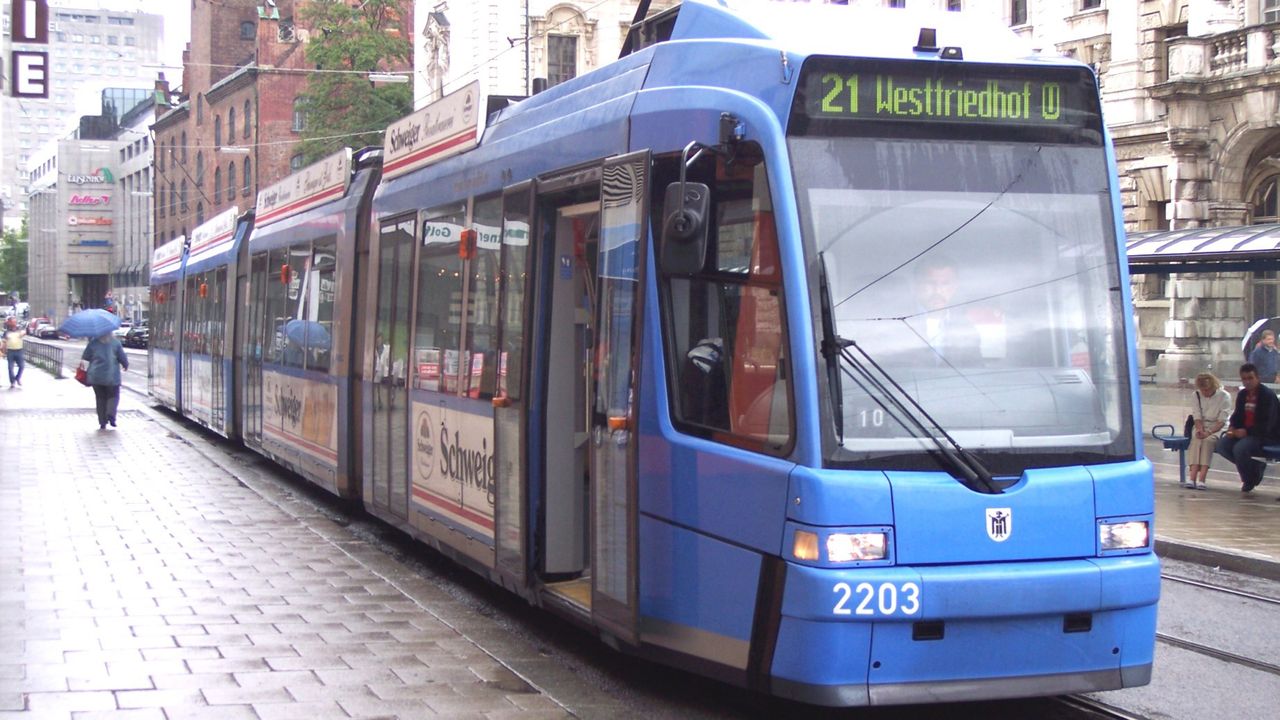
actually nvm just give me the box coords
[81,332,129,430]
[1,317,26,388]
[1186,372,1231,490]
[1215,363,1280,492]
[1249,329,1280,383]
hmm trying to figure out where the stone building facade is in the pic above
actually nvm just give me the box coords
[413,0,679,107]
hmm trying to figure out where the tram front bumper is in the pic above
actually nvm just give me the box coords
[768,552,1160,707]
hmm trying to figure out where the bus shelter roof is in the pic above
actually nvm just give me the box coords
[1126,223,1280,274]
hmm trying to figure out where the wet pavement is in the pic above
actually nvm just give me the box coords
[2,368,1278,719]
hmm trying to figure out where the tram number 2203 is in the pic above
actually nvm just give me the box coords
[832,581,921,616]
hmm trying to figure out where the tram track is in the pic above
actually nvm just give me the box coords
[1161,573,1280,606]
[1056,695,1148,720]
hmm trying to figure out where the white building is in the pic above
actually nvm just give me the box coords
[0,1,163,233]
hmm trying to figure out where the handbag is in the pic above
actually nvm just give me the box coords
[1183,414,1195,438]
[75,360,89,386]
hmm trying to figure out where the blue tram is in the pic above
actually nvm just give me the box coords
[149,0,1158,705]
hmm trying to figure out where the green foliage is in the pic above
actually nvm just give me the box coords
[0,218,29,298]
[297,0,413,163]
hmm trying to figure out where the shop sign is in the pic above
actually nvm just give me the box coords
[69,194,110,206]
[68,215,112,226]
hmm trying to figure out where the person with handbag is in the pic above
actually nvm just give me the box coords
[1186,372,1231,490]
[80,332,128,430]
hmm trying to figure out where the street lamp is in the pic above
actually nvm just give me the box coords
[368,72,410,84]
[218,147,251,155]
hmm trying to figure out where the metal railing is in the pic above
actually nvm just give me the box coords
[21,338,65,379]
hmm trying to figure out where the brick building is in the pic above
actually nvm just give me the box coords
[154,0,412,245]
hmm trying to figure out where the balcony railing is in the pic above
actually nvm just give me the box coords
[1166,23,1280,81]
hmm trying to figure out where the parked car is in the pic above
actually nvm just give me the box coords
[26,317,48,335]
[112,321,133,339]
[123,325,149,349]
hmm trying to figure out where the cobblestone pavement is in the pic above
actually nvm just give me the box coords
[0,373,572,719]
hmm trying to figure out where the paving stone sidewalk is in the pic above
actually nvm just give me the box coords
[0,374,571,719]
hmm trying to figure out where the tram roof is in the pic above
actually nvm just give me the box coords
[1126,224,1280,274]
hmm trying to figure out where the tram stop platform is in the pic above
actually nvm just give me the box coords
[0,368,583,719]
[2,368,1279,718]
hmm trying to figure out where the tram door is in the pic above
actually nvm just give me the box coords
[368,216,416,520]
[588,152,647,642]
[494,182,533,585]
[538,153,646,642]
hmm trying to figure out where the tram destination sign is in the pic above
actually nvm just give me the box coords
[794,58,1099,133]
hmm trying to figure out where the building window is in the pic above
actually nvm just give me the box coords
[1081,0,1101,10]
[228,107,236,142]
[243,100,252,138]
[290,153,304,171]
[1011,0,1027,25]
[1253,175,1280,223]
[887,0,905,7]
[196,152,204,184]
[180,180,188,213]
[197,95,204,125]
[214,167,222,204]
[181,132,188,162]
[243,159,252,196]
[547,35,577,87]
[214,115,222,147]
[196,202,204,226]
[241,21,255,40]
[292,97,307,132]
[227,162,236,203]
[948,0,962,10]
[1267,0,1280,23]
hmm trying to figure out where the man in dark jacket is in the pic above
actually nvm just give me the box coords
[1215,363,1280,492]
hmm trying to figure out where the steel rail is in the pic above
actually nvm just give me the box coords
[1156,632,1280,677]
[1056,695,1149,720]
[1161,573,1280,606]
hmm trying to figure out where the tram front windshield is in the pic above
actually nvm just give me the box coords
[788,59,1133,470]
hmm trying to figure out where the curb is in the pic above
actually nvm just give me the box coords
[1156,537,1280,581]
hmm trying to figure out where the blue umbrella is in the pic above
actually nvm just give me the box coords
[283,319,331,350]
[59,308,121,338]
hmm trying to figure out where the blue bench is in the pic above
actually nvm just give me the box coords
[1150,424,1191,486]
[1152,423,1280,486]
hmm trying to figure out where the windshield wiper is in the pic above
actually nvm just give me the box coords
[821,333,1002,495]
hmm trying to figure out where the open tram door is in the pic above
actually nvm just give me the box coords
[513,153,647,644]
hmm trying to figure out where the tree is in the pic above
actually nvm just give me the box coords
[297,0,413,163]
[0,218,29,300]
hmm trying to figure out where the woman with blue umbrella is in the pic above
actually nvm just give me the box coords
[76,321,129,430]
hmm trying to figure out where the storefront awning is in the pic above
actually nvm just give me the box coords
[1127,223,1280,274]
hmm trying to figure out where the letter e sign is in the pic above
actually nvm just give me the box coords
[11,51,49,98]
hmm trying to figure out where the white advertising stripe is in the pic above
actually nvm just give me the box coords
[383,81,482,180]
[256,148,353,227]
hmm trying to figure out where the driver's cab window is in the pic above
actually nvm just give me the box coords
[656,144,793,454]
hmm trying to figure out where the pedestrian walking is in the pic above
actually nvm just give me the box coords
[81,332,128,429]
[1249,329,1280,382]
[1215,363,1280,492]
[1,316,26,388]
[1186,372,1231,490]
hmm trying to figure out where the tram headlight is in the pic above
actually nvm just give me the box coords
[826,532,887,563]
[1099,521,1149,551]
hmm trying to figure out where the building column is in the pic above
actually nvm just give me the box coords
[1155,131,1215,382]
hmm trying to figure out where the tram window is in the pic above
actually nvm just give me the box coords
[264,247,289,364]
[469,194,503,398]
[415,201,467,393]
[657,150,793,453]
[305,239,337,372]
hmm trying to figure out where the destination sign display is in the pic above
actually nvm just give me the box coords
[792,58,1100,137]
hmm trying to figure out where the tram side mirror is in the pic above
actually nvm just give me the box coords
[660,181,710,275]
